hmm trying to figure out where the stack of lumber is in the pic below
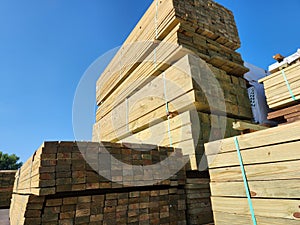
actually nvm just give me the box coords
[12,141,186,195]
[10,141,188,225]
[267,103,300,124]
[96,0,248,106]
[204,121,300,225]
[11,188,187,225]
[185,178,213,225]
[93,53,250,170]
[0,170,16,208]
[117,110,241,170]
[93,0,253,171]
[259,60,300,110]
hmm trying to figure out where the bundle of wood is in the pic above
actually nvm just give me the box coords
[185,178,213,225]
[259,61,300,110]
[0,170,16,208]
[12,141,186,196]
[204,121,300,224]
[93,0,252,171]
[11,188,187,225]
[10,141,187,225]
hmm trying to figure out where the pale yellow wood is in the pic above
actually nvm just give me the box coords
[209,159,300,182]
[211,196,300,220]
[259,61,300,83]
[232,121,267,131]
[94,90,197,142]
[119,111,194,146]
[96,54,196,134]
[205,120,300,155]
[213,211,300,225]
[210,179,300,199]
[207,140,300,168]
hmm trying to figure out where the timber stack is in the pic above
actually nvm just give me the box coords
[259,49,300,124]
[10,141,187,225]
[204,120,300,224]
[92,0,253,224]
[184,177,212,225]
[93,0,252,171]
[0,170,16,208]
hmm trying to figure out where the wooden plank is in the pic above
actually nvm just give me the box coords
[211,197,300,220]
[259,62,300,83]
[210,179,300,199]
[94,90,197,142]
[207,140,300,168]
[213,211,300,225]
[268,103,300,119]
[232,121,268,131]
[209,159,300,182]
[204,120,300,155]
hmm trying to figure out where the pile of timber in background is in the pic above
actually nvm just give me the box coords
[93,0,252,171]
[184,177,212,225]
[10,141,188,225]
[204,121,300,225]
[0,170,16,208]
[259,54,300,124]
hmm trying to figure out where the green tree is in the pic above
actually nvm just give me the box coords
[0,151,23,170]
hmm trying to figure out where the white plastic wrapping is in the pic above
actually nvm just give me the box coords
[244,62,272,124]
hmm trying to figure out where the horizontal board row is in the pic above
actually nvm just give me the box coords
[259,62,300,109]
[205,121,300,224]
[14,142,187,196]
[11,187,187,225]
[97,0,243,105]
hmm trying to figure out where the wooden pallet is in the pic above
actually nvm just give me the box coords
[204,121,300,224]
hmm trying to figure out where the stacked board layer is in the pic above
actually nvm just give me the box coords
[96,0,248,105]
[94,53,250,170]
[259,61,300,109]
[267,103,300,124]
[10,141,188,225]
[0,170,16,208]
[185,178,213,225]
[93,0,252,171]
[204,121,300,224]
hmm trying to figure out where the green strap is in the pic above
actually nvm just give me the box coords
[234,136,257,225]
[281,69,297,101]
[163,72,173,147]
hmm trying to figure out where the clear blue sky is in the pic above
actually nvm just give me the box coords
[0,0,299,163]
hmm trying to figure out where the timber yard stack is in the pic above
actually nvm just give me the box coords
[0,170,16,208]
[92,1,253,224]
[184,177,212,225]
[204,121,300,225]
[259,49,300,124]
[10,141,187,225]
[93,0,252,171]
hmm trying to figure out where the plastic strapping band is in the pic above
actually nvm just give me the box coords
[154,0,159,68]
[125,97,129,132]
[234,136,257,225]
[155,0,159,38]
[281,69,297,101]
[163,72,173,147]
